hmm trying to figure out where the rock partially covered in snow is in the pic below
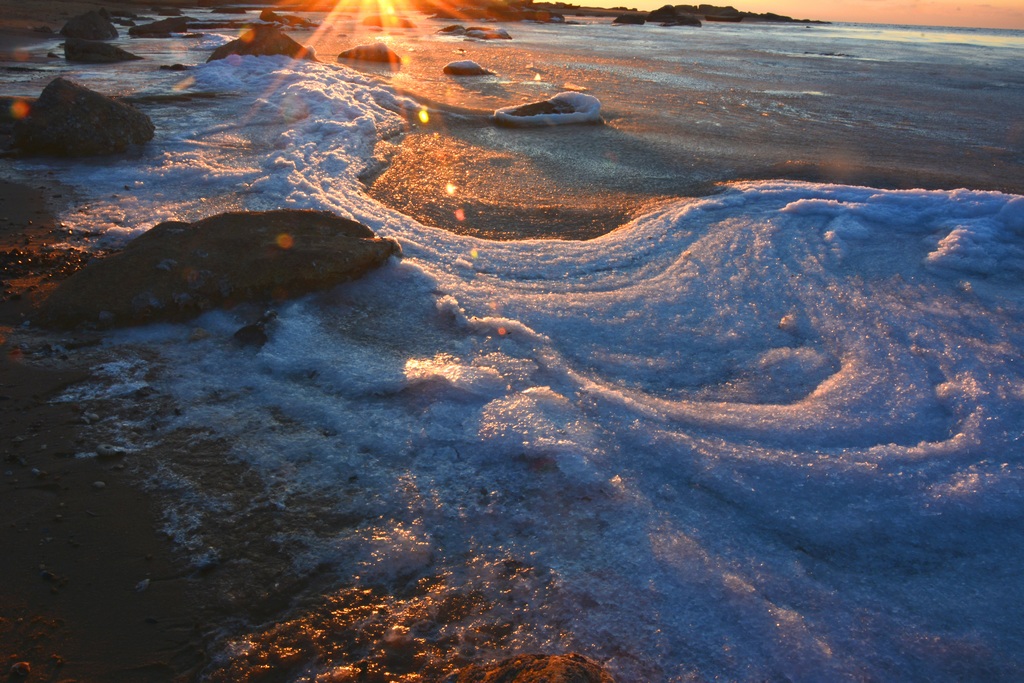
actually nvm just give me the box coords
[12,77,154,156]
[34,210,402,329]
[208,25,317,62]
[465,26,511,40]
[443,60,492,76]
[337,43,402,65]
[494,92,602,127]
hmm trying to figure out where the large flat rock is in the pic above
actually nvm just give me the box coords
[34,210,401,329]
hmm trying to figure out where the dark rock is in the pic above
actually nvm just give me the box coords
[612,12,646,24]
[259,9,318,28]
[646,4,680,22]
[128,17,192,37]
[699,4,740,14]
[153,7,183,16]
[159,63,190,71]
[667,14,702,26]
[437,24,468,35]
[646,5,702,25]
[207,25,317,62]
[337,43,402,65]
[522,8,564,22]
[12,77,154,157]
[64,37,143,63]
[232,310,277,348]
[362,14,417,28]
[449,653,615,683]
[60,9,118,40]
[33,210,402,329]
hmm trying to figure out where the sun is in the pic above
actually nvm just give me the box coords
[293,0,483,26]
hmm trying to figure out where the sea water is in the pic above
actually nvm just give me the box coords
[5,12,1024,681]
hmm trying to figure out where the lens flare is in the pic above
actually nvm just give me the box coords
[418,109,430,124]
[445,183,457,195]
[455,208,466,222]
[276,233,294,249]
[9,99,30,120]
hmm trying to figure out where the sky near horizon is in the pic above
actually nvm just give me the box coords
[580,0,1024,30]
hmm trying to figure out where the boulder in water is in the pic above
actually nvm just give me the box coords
[443,60,492,76]
[60,9,118,40]
[12,77,154,156]
[612,12,646,24]
[337,43,402,65]
[259,9,319,28]
[128,17,192,37]
[465,26,512,40]
[494,92,602,127]
[64,37,143,63]
[34,210,403,329]
[646,4,702,25]
[207,25,317,62]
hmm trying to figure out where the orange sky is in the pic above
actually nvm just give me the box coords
[582,0,1024,29]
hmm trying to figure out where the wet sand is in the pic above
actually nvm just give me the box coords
[0,179,212,681]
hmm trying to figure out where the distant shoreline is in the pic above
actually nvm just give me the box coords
[0,0,828,35]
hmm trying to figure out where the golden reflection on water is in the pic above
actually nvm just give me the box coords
[366,132,641,240]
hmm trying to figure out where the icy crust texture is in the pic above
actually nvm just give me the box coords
[17,56,415,245]
[32,57,1024,682]
[95,180,1024,681]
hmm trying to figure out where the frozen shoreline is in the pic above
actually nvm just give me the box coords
[3,7,1024,682]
